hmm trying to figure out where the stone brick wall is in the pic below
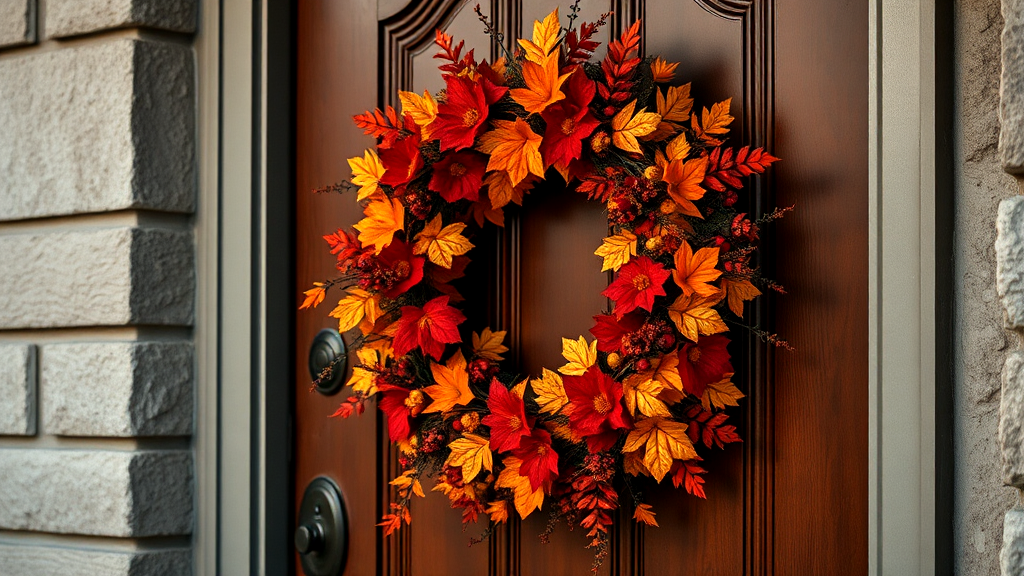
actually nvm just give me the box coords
[956,1,1021,574]
[1000,1,1024,574]
[0,1,197,574]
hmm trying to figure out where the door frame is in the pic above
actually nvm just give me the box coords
[193,0,955,574]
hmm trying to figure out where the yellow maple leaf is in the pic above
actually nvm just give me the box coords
[701,98,734,135]
[347,149,386,200]
[531,368,568,415]
[511,378,528,399]
[398,89,437,139]
[720,277,762,318]
[622,417,697,482]
[496,456,545,518]
[423,357,474,414]
[511,56,569,115]
[651,352,684,395]
[594,231,637,272]
[445,433,493,482]
[299,282,326,310]
[702,373,744,411]
[611,100,661,153]
[623,450,650,477]
[484,171,534,208]
[517,8,561,65]
[623,370,671,418]
[354,197,404,253]
[666,292,728,342]
[665,133,692,162]
[633,503,659,527]
[472,327,508,361]
[412,214,474,268]
[329,288,382,332]
[662,157,708,217]
[346,348,380,395]
[477,119,544,186]
[645,84,693,141]
[658,84,693,124]
[389,469,425,498]
[558,336,597,376]
[673,241,722,298]
[650,57,679,83]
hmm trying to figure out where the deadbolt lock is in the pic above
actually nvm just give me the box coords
[308,329,347,395]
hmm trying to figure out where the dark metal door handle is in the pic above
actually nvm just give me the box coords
[295,477,347,575]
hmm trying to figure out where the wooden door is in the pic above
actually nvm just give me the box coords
[293,1,868,575]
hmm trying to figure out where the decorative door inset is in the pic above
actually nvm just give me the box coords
[294,1,868,574]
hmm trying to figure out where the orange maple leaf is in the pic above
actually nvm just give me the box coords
[673,241,722,298]
[517,8,561,65]
[662,157,708,218]
[354,197,405,253]
[701,98,734,135]
[511,56,569,115]
[484,171,534,208]
[299,282,326,310]
[650,57,679,83]
[423,351,474,414]
[476,119,544,186]
[633,503,659,527]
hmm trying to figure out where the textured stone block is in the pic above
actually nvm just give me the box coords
[0,0,34,47]
[0,449,192,536]
[1003,0,1024,172]
[0,545,191,576]
[47,0,196,37]
[1004,509,1024,575]
[0,39,195,220]
[43,342,192,437]
[998,196,1024,329]
[0,227,194,329]
[0,344,36,436]
[1002,352,1024,487]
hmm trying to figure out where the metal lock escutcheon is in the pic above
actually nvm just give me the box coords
[295,477,348,576]
[308,329,347,395]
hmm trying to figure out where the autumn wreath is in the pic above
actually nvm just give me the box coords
[300,4,787,568]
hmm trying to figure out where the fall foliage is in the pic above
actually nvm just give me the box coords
[299,6,785,569]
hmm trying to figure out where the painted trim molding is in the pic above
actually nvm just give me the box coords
[194,0,952,574]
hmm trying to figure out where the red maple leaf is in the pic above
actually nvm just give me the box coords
[392,295,466,360]
[670,459,707,499]
[323,229,363,271]
[684,406,743,449]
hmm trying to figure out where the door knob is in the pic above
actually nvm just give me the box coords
[309,329,347,395]
[296,477,347,576]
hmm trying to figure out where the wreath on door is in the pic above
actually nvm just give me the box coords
[300,4,787,569]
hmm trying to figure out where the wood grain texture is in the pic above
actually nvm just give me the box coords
[293,0,868,574]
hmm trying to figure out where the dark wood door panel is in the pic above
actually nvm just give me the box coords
[292,0,869,574]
